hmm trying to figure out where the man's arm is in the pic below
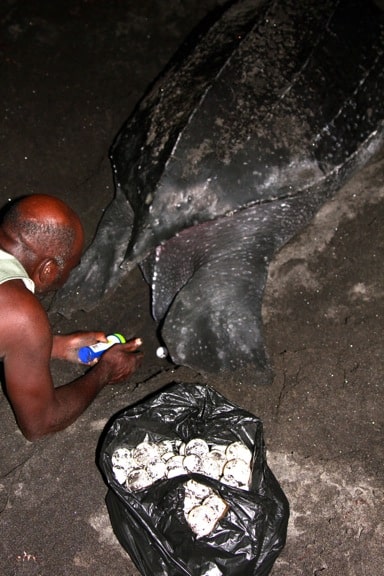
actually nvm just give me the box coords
[1,284,142,440]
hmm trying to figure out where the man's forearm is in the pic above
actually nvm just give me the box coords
[22,369,109,440]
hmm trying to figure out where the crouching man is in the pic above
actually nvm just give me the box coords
[0,194,142,440]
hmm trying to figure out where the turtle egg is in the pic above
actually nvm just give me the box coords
[185,438,210,457]
[220,475,241,489]
[126,469,152,491]
[184,479,212,500]
[225,441,252,465]
[183,454,202,473]
[203,494,228,519]
[200,455,224,480]
[167,466,187,478]
[222,458,251,487]
[167,455,184,470]
[183,493,201,514]
[111,447,131,468]
[146,461,168,481]
[156,346,168,358]
[209,449,227,462]
[187,505,218,538]
[133,442,161,466]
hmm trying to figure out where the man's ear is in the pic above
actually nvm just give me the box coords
[34,258,60,289]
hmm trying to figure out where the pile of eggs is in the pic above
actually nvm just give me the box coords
[111,437,252,538]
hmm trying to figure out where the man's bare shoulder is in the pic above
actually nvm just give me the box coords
[0,280,50,354]
[0,278,38,305]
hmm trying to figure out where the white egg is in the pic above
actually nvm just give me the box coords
[183,493,201,514]
[183,454,202,473]
[220,475,241,489]
[167,466,187,478]
[111,447,132,469]
[184,479,212,500]
[185,438,210,457]
[187,504,218,538]
[225,441,252,465]
[166,455,184,470]
[203,494,228,519]
[126,469,153,491]
[146,461,168,481]
[200,453,225,480]
[222,458,251,488]
[133,442,161,466]
[156,346,168,358]
[209,449,227,462]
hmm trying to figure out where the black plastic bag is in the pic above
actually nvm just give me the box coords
[98,383,289,576]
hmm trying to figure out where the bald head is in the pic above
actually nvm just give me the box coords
[10,194,80,225]
[0,194,84,292]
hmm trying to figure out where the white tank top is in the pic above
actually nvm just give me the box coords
[0,249,35,293]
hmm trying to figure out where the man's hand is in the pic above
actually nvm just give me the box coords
[52,332,108,363]
[93,338,143,384]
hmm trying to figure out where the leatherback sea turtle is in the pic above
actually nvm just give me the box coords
[54,0,384,374]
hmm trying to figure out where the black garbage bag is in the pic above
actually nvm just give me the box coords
[98,383,289,576]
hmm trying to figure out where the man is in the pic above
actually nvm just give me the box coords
[0,194,143,440]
